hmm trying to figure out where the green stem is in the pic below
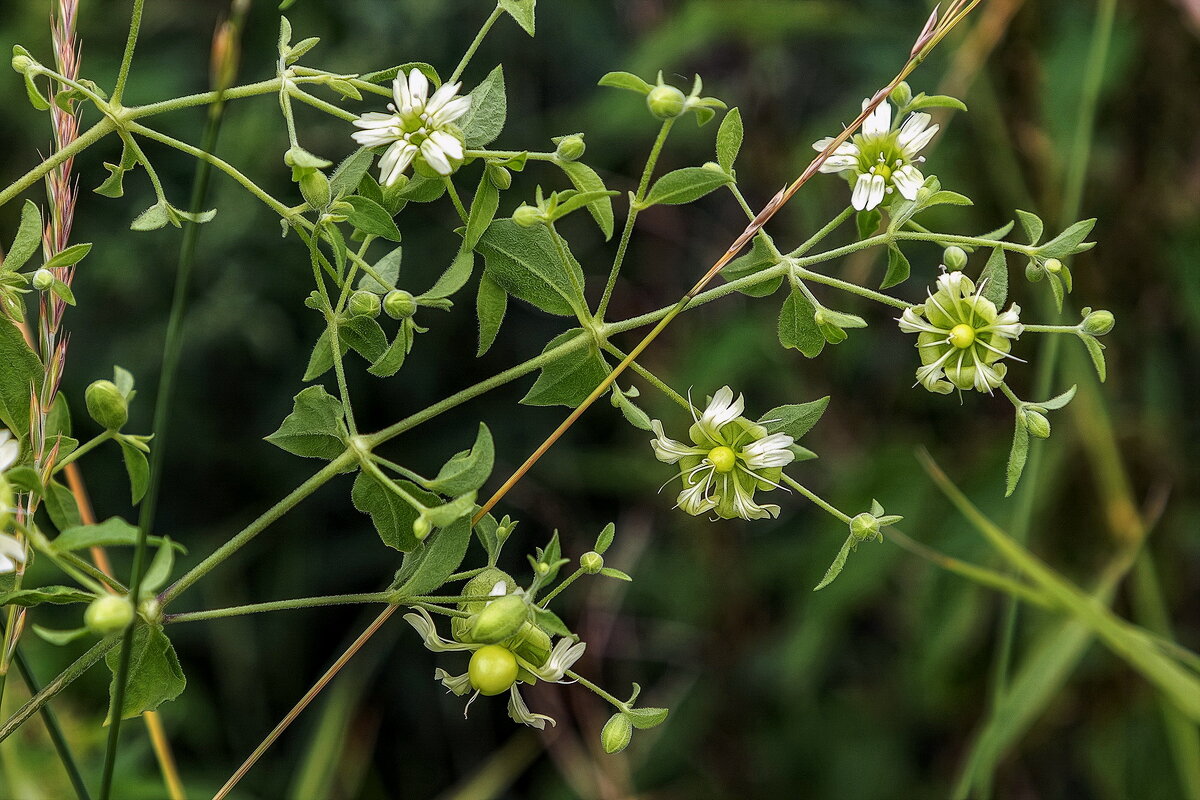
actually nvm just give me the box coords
[1021,323,1080,334]
[0,637,118,743]
[165,593,392,623]
[12,649,92,800]
[289,87,358,122]
[371,456,430,487]
[789,206,854,257]
[600,342,691,411]
[465,149,556,162]
[444,177,469,223]
[110,0,145,106]
[565,670,626,711]
[0,118,115,210]
[597,119,674,320]
[51,430,114,473]
[780,474,852,524]
[126,78,290,119]
[161,451,356,606]
[448,5,505,84]
[538,568,584,607]
[793,264,910,310]
[892,230,1034,256]
[360,458,426,512]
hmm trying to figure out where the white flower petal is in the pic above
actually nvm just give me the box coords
[429,95,472,127]
[420,139,453,175]
[899,116,938,155]
[0,533,26,573]
[407,68,430,108]
[862,99,892,137]
[425,81,460,115]
[896,112,931,150]
[936,270,974,299]
[434,668,474,696]
[851,172,874,210]
[698,386,744,439]
[0,429,18,472]
[729,478,776,520]
[650,420,702,464]
[739,433,796,470]
[403,608,472,653]
[865,173,887,210]
[677,471,717,516]
[892,165,924,200]
[429,129,464,161]
[898,307,937,334]
[392,75,412,113]
[529,638,586,682]
[379,142,418,187]
[508,686,556,730]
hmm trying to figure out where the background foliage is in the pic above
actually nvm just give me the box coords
[1,0,1197,797]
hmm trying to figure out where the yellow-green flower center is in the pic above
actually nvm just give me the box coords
[708,446,737,473]
[949,323,976,349]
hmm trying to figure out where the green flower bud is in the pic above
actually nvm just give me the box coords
[701,161,723,172]
[348,290,381,318]
[383,289,417,320]
[513,204,543,228]
[511,620,552,667]
[646,85,686,119]
[453,567,518,642]
[1025,261,1044,282]
[486,163,512,190]
[470,594,528,644]
[601,713,633,754]
[84,595,134,636]
[299,169,330,209]
[1081,309,1114,336]
[1044,257,1062,274]
[0,475,13,530]
[468,644,519,696]
[31,268,54,291]
[1023,409,1051,439]
[554,134,586,162]
[849,512,881,542]
[580,551,604,574]
[412,513,432,541]
[889,81,913,108]
[915,187,932,204]
[536,561,550,576]
[943,246,968,271]
[11,51,34,75]
[85,380,128,431]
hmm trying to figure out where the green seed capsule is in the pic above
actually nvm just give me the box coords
[85,595,135,636]
[601,713,633,754]
[85,380,128,431]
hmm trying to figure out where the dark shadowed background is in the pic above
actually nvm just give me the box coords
[1,0,1198,798]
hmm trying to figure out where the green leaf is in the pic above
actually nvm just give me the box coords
[881,245,910,289]
[130,202,172,231]
[1005,410,1031,497]
[813,531,858,590]
[351,472,431,552]
[498,0,536,35]
[476,219,585,316]
[1039,219,1097,259]
[640,167,731,207]
[33,625,89,646]
[392,174,445,204]
[53,517,185,553]
[423,492,477,528]
[716,108,743,172]
[4,200,42,271]
[476,272,507,356]
[340,315,388,362]
[557,160,615,240]
[977,221,1016,242]
[611,385,653,431]
[141,537,176,594]
[1015,209,1043,245]
[1080,334,1107,382]
[599,567,632,582]
[906,93,967,112]
[105,624,186,723]
[0,318,43,438]
[342,196,402,241]
[460,65,506,148]
[1047,270,1065,312]
[597,71,652,95]
[4,465,41,495]
[265,386,347,459]
[396,517,472,596]
[856,209,881,240]
[521,330,609,407]
[624,707,669,729]
[594,522,615,554]
[358,246,402,294]
[0,586,94,607]
[424,247,474,300]
[920,190,972,209]
[428,423,494,496]
[119,437,149,504]
[1037,385,1077,411]
[546,189,619,224]
[43,479,82,531]
[359,62,440,87]
[464,171,500,251]
[23,70,51,111]
[531,605,572,637]
[303,328,346,382]
[49,277,76,306]
[329,147,375,200]
[720,236,782,297]
[368,324,411,378]
[777,289,824,358]
[758,397,829,440]
[94,140,140,198]
[979,247,1008,308]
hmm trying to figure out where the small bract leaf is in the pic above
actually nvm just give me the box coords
[641,167,731,207]
[428,423,494,496]
[265,385,347,459]
[716,107,743,171]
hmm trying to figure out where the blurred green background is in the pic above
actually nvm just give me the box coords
[1,0,1198,798]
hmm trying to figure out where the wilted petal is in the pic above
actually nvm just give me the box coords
[676,471,717,516]
[434,668,474,696]
[530,638,586,682]
[697,386,744,439]
[508,686,556,729]
[650,420,701,464]
[403,608,472,653]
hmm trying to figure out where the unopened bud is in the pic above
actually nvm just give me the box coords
[943,246,968,271]
[383,289,417,319]
[646,85,686,119]
[512,204,543,228]
[554,134,585,162]
[349,290,381,318]
[84,595,134,636]
[31,268,54,291]
[486,163,512,190]
[1023,409,1051,439]
[601,713,633,754]
[580,551,604,574]
[849,512,881,541]
[1044,258,1062,274]
[1025,262,1044,282]
[11,54,33,74]
[413,514,432,541]
[85,380,128,430]
[299,169,330,209]
[1081,309,1114,336]
[470,594,527,644]
[701,161,723,172]
[889,81,913,108]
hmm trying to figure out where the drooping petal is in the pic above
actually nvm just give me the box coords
[862,99,892,138]
[988,304,1024,339]
[508,686,556,729]
[379,142,418,186]
[434,668,474,696]
[739,433,796,470]
[892,165,925,200]
[898,306,939,335]
[728,476,777,520]
[676,471,718,516]
[851,172,874,210]
[650,420,703,464]
[403,608,473,653]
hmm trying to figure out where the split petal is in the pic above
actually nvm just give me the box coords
[892,164,925,200]
[862,99,892,137]
[851,173,874,210]
[508,686,556,729]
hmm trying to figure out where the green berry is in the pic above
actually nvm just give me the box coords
[468,645,519,696]
[85,380,128,431]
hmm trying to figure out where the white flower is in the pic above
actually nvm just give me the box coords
[528,638,586,683]
[0,428,18,473]
[0,533,25,574]
[650,387,796,521]
[812,99,939,211]
[351,68,471,185]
